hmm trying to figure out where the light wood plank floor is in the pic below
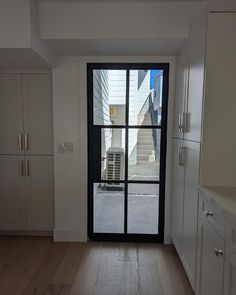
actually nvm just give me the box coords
[0,236,194,295]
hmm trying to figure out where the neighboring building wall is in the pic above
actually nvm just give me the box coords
[93,69,110,125]
[93,70,111,175]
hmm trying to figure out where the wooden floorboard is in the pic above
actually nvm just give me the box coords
[0,236,194,295]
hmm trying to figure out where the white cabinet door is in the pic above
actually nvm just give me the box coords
[173,52,189,140]
[22,74,53,155]
[171,139,185,253]
[224,246,236,295]
[185,14,206,142]
[0,74,24,155]
[182,140,200,289]
[25,156,54,231]
[196,215,224,295]
[0,156,26,230]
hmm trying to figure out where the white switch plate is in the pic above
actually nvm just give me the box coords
[57,142,74,154]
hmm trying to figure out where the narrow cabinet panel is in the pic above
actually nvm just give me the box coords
[25,156,54,231]
[0,74,24,154]
[22,74,53,155]
[196,215,224,295]
[173,52,189,140]
[0,156,26,230]
[224,246,236,295]
[171,139,185,252]
[184,14,206,142]
[182,140,200,289]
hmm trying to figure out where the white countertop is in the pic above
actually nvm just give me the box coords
[199,186,236,218]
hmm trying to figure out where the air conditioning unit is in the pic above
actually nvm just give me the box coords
[105,147,125,190]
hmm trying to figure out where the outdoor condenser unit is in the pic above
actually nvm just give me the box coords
[105,147,125,190]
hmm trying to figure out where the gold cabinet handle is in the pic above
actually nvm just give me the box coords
[178,113,183,133]
[24,134,29,151]
[18,134,23,150]
[25,160,29,176]
[182,112,189,133]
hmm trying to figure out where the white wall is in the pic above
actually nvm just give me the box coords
[52,57,83,241]
[0,0,31,48]
[51,56,175,243]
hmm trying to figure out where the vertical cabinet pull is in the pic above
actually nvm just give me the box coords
[21,160,24,176]
[18,134,23,150]
[178,146,187,166]
[182,112,189,133]
[178,112,190,133]
[178,113,183,133]
[25,160,29,176]
[24,134,29,151]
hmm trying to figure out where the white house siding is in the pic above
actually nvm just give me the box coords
[93,70,111,173]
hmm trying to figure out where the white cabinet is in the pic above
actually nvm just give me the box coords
[224,246,236,295]
[172,11,236,295]
[0,73,53,155]
[26,156,54,231]
[0,72,54,233]
[0,155,54,231]
[0,74,24,155]
[0,156,26,230]
[171,139,200,289]
[171,139,185,252]
[22,74,53,155]
[173,53,188,140]
[182,140,200,288]
[196,214,224,295]
[184,14,206,142]
[173,14,206,142]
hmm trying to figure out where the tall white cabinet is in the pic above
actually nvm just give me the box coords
[171,10,236,295]
[171,12,206,291]
[0,73,54,233]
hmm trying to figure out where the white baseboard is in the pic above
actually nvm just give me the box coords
[53,228,87,242]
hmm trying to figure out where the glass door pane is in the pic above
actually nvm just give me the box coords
[129,69,163,126]
[128,183,159,234]
[128,128,161,181]
[94,183,124,233]
[93,70,126,126]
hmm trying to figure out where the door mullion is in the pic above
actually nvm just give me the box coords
[124,69,130,235]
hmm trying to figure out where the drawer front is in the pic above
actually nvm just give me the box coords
[199,193,226,239]
[226,216,236,253]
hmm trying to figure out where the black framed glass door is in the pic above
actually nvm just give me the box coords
[87,63,169,242]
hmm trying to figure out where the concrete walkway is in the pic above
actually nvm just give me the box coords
[94,187,159,234]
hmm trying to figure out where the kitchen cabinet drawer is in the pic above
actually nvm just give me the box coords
[196,214,225,295]
[199,192,226,239]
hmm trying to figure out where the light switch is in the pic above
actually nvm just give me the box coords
[57,142,74,154]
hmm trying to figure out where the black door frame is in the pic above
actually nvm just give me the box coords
[87,63,169,242]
